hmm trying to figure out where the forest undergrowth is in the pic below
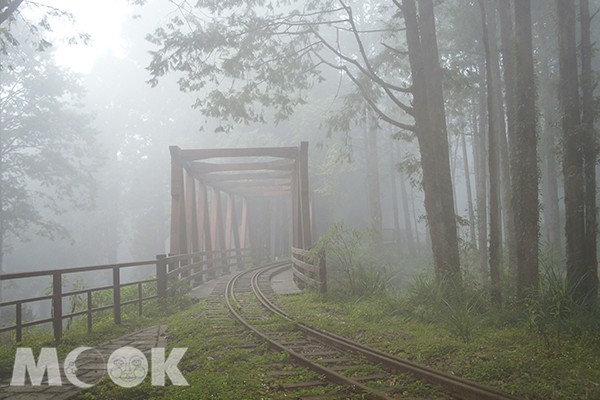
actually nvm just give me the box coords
[289,224,600,399]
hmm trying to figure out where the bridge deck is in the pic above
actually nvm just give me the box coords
[269,267,301,295]
[189,264,300,299]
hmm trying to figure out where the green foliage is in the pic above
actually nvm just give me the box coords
[522,261,594,351]
[401,273,487,343]
[0,282,195,380]
[278,289,600,399]
[0,38,100,259]
[146,0,415,135]
[311,222,393,298]
[0,1,90,64]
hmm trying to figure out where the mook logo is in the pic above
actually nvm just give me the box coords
[10,346,189,388]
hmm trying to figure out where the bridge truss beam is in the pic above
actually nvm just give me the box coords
[169,142,312,268]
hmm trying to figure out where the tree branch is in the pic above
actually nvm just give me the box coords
[0,0,24,25]
[313,51,415,131]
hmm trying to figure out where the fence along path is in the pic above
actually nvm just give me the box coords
[0,143,324,342]
[0,248,256,342]
[291,247,326,294]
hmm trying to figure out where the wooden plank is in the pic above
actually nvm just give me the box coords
[169,146,184,254]
[225,193,233,249]
[52,272,62,340]
[203,186,213,255]
[292,256,320,274]
[198,171,292,182]
[231,196,243,269]
[292,265,320,288]
[113,267,121,325]
[240,190,291,197]
[292,163,300,248]
[179,146,299,161]
[240,198,248,248]
[0,259,157,281]
[215,190,229,274]
[298,141,312,248]
[210,189,220,252]
[185,171,196,253]
[227,186,291,194]
[196,182,207,251]
[291,247,311,257]
[191,158,295,174]
[212,178,291,189]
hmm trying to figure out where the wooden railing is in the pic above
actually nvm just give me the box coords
[162,248,255,295]
[291,247,327,294]
[0,248,254,342]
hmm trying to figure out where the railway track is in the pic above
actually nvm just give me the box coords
[225,262,522,400]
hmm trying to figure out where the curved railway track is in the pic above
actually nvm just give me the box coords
[225,262,522,400]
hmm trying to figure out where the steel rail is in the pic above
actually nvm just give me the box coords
[224,262,396,400]
[250,264,522,400]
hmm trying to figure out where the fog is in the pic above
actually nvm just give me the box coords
[1,0,429,275]
[1,0,599,325]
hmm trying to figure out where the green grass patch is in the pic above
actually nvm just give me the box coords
[276,291,600,400]
[0,293,195,380]
[73,297,348,399]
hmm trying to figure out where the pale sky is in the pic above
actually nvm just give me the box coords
[38,0,135,73]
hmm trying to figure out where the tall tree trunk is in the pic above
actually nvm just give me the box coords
[364,109,383,245]
[0,174,3,302]
[397,147,416,254]
[558,0,586,305]
[461,128,477,248]
[540,59,562,260]
[403,0,461,283]
[497,0,518,273]
[513,0,539,298]
[450,138,460,215]
[580,0,598,307]
[410,185,421,248]
[389,139,402,250]
[480,0,502,304]
[486,0,514,263]
[474,86,489,282]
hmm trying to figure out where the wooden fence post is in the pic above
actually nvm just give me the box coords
[113,267,121,325]
[15,302,22,342]
[52,272,62,340]
[319,251,327,295]
[87,291,93,333]
[156,254,167,299]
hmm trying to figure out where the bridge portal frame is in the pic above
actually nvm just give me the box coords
[169,142,312,266]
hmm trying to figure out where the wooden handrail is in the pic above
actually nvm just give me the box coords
[0,247,253,342]
[291,247,327,294]
[0,259,157,281]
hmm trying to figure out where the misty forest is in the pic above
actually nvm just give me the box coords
[1,0,600,399]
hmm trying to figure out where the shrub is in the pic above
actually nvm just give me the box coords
[311,223,394,298]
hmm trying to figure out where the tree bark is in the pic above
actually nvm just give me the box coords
[403,0,461,283]
[580,0,598,307]
[474,85,489,282]
[0,0,24,25]
[461,128,477,248]
[389,139,402,251]
[410,183,421,248]
[485,0,514,263]
[479,0,502,304]
[513,0,539,298]
[364,108,383,245]
[558,0,585,305]
[539,59,562,260]
[397,144,416,254]
[497,0,518,272]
